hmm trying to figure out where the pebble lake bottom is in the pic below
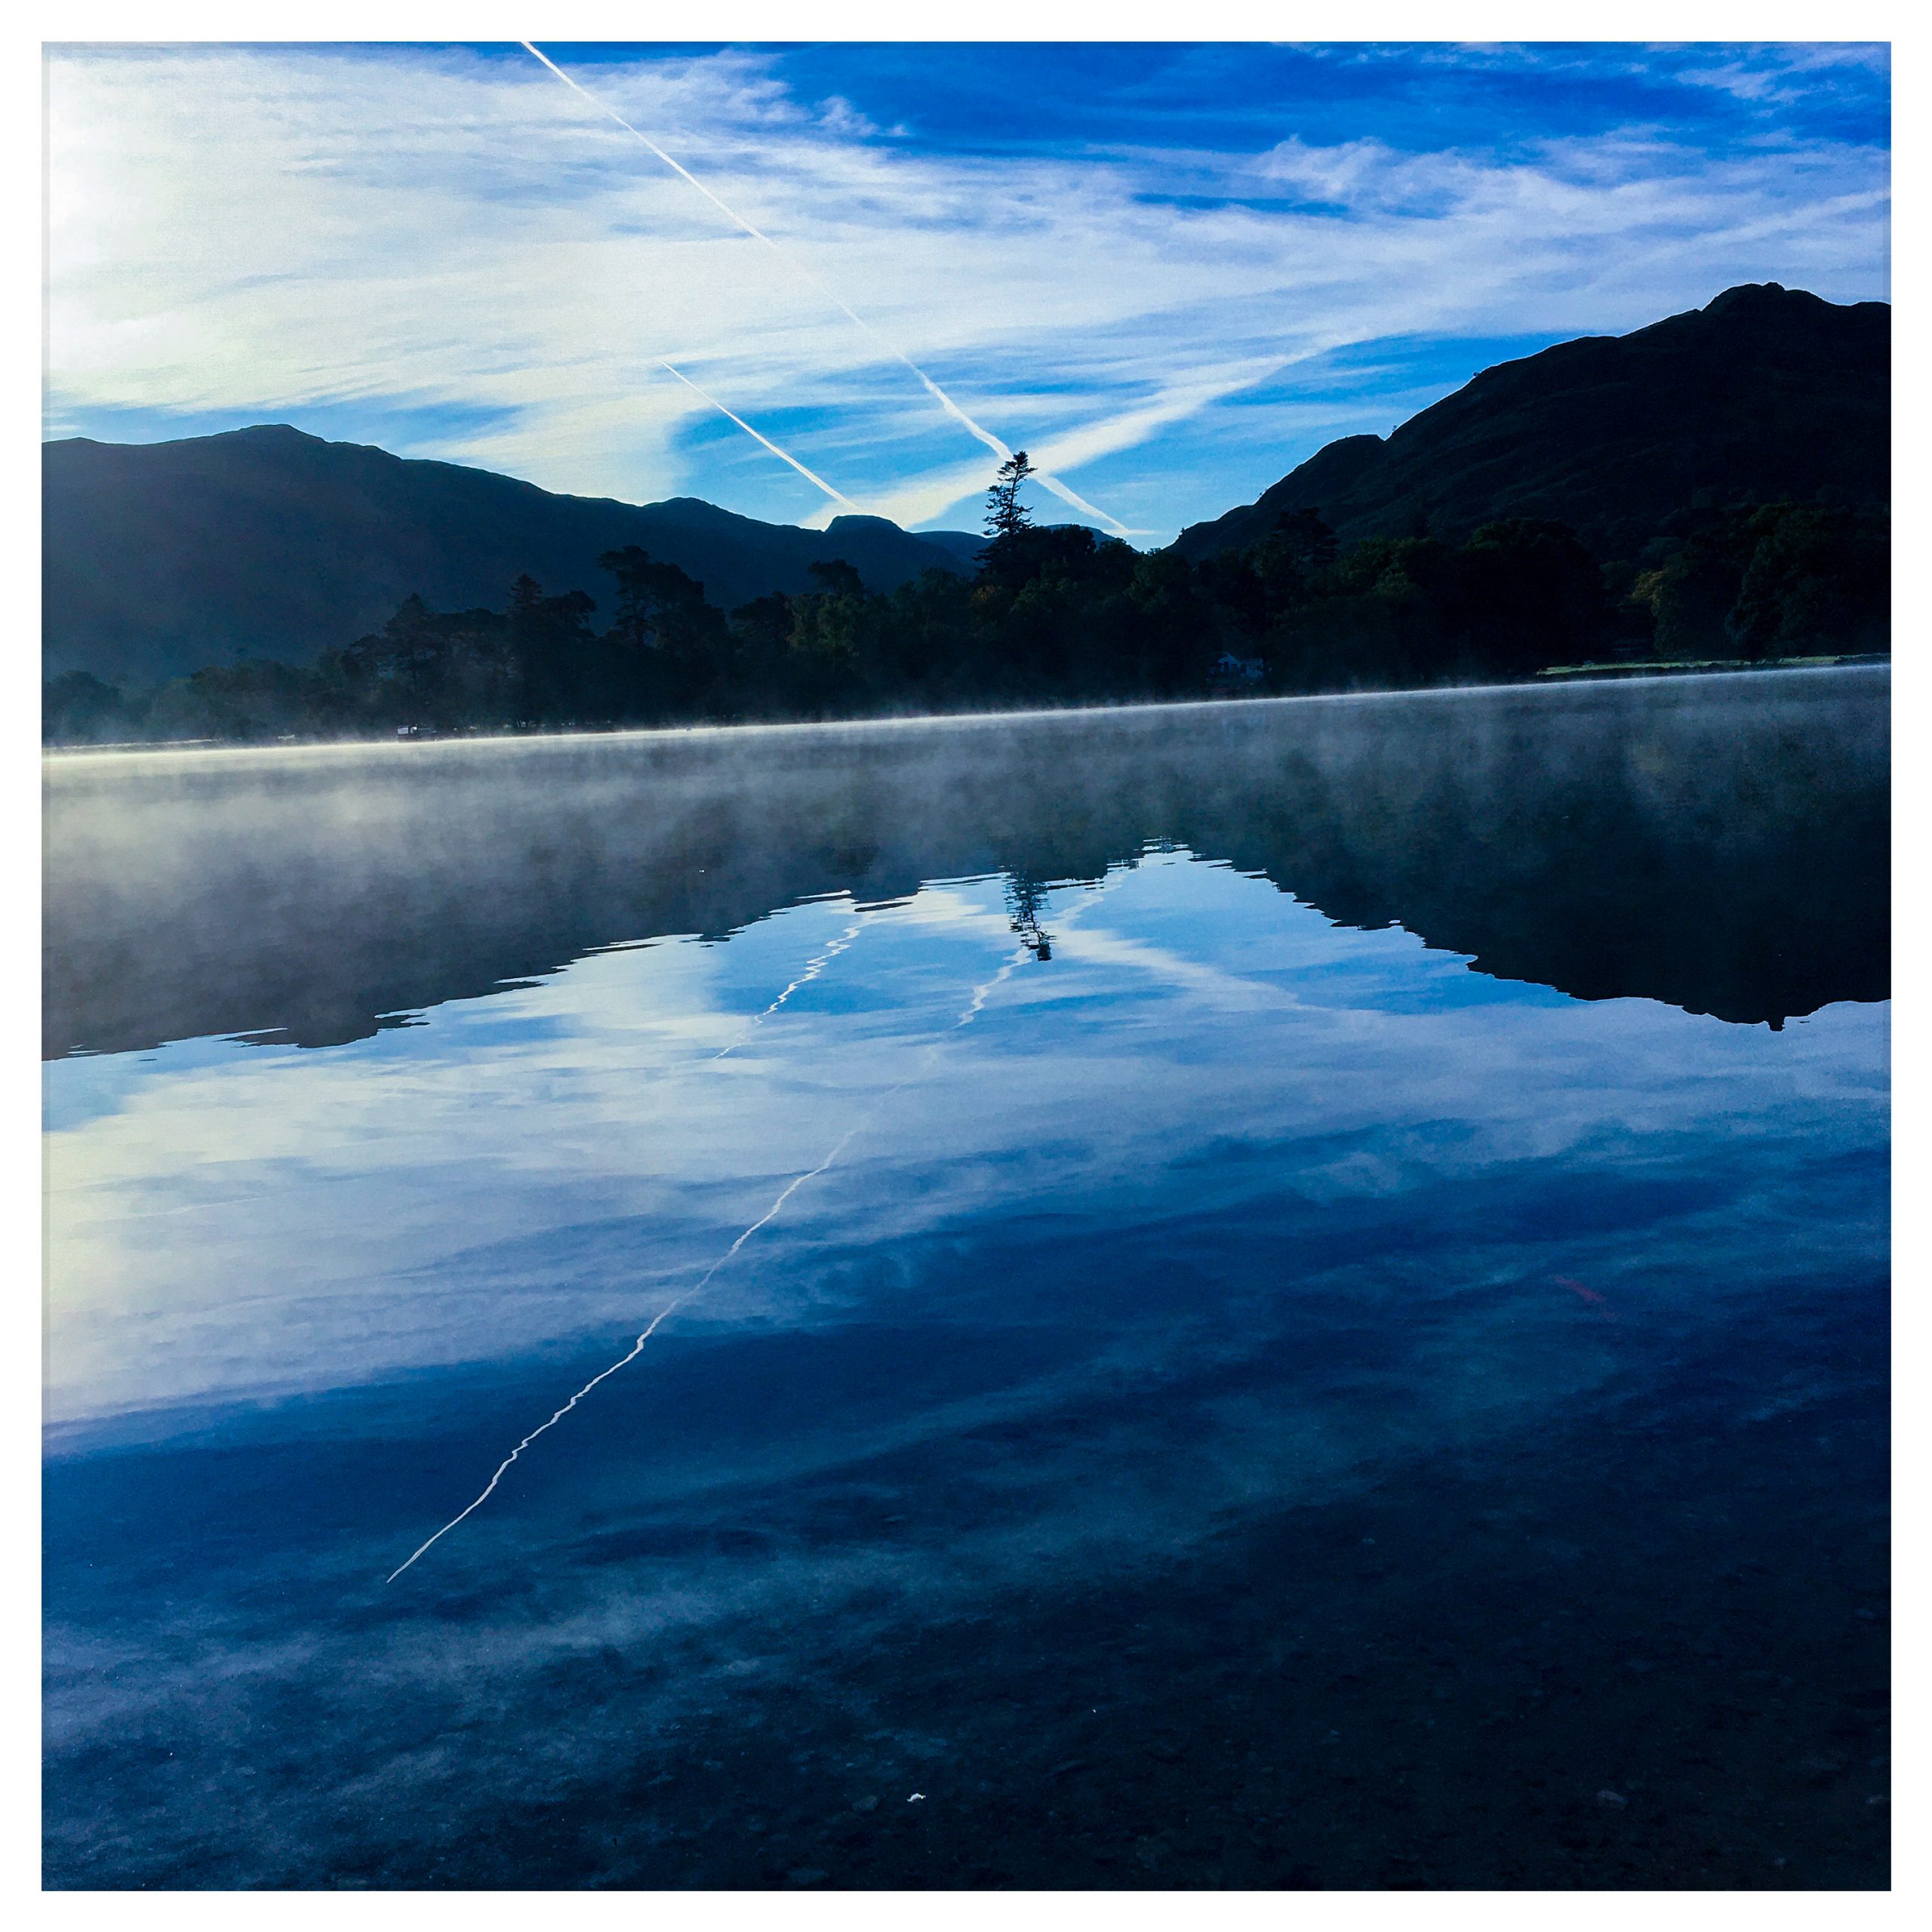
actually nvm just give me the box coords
[44,669,1888,1888]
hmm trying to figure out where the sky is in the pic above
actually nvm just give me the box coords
[45,41,1890,543]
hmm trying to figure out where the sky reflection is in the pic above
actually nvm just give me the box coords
[43,678,1890,1890]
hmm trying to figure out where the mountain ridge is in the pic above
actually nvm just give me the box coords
[44,424,982,684]
[1172,282,1889,563]
[44,281,1890,690]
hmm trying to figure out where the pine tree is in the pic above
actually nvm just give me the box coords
[983,451,1036,540]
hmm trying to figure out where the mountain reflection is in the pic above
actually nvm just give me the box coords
[45,667,1887,1058]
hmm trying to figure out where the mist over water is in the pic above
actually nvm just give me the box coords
[44,672,1888,1888]
[45,669,1887,1055]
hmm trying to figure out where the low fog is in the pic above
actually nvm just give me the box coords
[45,669,1890,1057]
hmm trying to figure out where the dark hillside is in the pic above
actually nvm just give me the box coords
[44,426,977,684]
[1174,285,1889,564]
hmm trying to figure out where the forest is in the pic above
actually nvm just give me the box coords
[44,459,1887,745]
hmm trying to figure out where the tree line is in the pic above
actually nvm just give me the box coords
[45,454,1887,745]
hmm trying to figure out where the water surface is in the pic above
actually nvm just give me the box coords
[44,671,1889,1888]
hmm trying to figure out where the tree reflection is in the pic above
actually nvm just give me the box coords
[1004,872,1055,961]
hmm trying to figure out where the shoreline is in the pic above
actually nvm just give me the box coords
[43,655,1890,768]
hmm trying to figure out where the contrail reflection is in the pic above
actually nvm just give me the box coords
[709,908,875,1062]
[383,1129,860,1584]
[384,885,1100,1583]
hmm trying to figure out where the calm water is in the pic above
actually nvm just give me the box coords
[44,670,1889,1889]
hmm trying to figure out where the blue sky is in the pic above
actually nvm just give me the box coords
[45,42,1889,542]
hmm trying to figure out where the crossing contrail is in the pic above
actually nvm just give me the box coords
[383,885,1105,1583]
[658,360,861,510]
[520,40,1130,537]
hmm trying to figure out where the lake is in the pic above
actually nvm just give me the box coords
[43,669,1890,1890]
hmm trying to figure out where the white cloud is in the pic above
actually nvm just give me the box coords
[45,44,1890,540]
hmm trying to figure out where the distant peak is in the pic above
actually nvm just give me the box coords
[1705,281,1790,311]
[228,423,325,441]
[1694,281,1885,322]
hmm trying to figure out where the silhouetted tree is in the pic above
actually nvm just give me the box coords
[598,547,703,650]
[506,580,597,723]
[1449,520,1609,674]
[149,658,314,743]
[595,546,728,717]
[1726,504,1888,659]
[1259,507,1339,579]
[44,671,131,744]
[807,559,866,598]
[983,451,1035,541]
[785,561,876,709]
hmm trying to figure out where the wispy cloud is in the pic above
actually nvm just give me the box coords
[45,43,1888,540]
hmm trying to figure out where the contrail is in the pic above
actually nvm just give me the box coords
[383,885,1104,1583]
[519,40,1129,537]
[659,360,860,511]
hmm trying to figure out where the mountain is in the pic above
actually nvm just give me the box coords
[43,425,982,685]
[1171,284,1890,565]
[45,283,1890,691]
